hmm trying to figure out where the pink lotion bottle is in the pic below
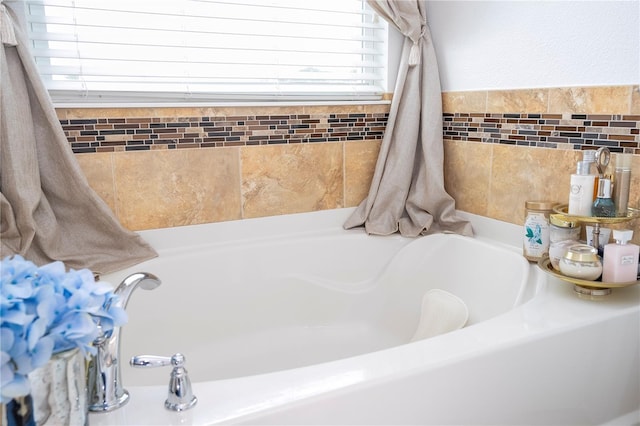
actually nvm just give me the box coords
[602,229,639,283]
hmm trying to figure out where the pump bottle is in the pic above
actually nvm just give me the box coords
[602,229,640,283]
[568,151,597,216]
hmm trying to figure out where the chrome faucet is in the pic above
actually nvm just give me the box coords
[87,272,162,412]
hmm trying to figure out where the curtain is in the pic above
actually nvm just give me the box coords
[1,1,157,274]
[344,0,473,237]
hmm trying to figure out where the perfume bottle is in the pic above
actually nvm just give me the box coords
[602,229,640,283]
[591,178,616,217]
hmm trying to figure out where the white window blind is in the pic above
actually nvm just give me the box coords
[22,0,387,103]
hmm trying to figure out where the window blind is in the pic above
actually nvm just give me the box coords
[22,0,387,103]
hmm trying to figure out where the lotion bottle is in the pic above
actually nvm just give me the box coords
[602,229,640,283]
[568,152,597,216]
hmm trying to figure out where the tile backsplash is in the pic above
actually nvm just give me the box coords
[62,111,388,154]
[441,85,639,244]
[64,85,639,242]
[443,113,639,152]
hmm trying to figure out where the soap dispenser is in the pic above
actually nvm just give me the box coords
[602,229,640,283]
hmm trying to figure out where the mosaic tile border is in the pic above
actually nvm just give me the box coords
[443,113,640,154]
[64,111,640,155]
[62,113,389,154]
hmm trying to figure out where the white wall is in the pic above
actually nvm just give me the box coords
[423,0,639,92]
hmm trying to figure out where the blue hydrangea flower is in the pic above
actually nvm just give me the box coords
[0,256,127,403]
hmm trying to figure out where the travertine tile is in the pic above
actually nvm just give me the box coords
[443,139,492,217]
[301,104,366,115]
[241,142,343,218]
[487,145,577,225]
[113,147,241,230]
[442,91,487,113]
[487,89,548,114]
[631,86,640,115]
[548,86,632,114]
[75,152,117,215]
[361,103,391,114]
[344,140,381,207]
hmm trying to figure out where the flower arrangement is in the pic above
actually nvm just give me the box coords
[0,255,127,403]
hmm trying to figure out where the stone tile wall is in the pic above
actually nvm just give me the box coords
[64,104,388,230]
[442,85,640,244]
[64,85,639,243]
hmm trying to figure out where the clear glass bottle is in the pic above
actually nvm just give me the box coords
[591,178,616,217]
[523,201,554,262]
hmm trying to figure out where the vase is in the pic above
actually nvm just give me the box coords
[2,348,89,426]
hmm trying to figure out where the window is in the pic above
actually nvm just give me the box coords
[22,0,387,103]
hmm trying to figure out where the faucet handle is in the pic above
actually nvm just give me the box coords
[130,353,198,411]
[130,354,173,368]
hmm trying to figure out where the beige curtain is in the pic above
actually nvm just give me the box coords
[1,1,157,274]
[344,0,472,237]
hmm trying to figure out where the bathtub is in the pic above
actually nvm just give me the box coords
[92,208,640,426]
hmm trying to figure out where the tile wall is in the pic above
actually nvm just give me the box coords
[63,85,639,243]
[442,85,640,244]
[62,105,388,231]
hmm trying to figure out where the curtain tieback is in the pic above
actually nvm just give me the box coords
[1,1,18,46]
[408,27,426,67]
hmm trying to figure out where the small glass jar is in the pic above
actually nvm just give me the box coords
[523,201,555,262]
[549,214,581,243]
[559,244,603,281]
[549,240,579,270]
[548,214,582,269]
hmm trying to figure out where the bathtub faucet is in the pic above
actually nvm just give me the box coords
[87,272,162,412]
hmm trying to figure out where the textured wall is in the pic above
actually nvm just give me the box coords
[426,1,639,91]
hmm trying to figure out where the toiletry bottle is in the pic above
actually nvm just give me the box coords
[568,152,597,216]
[523,201,554,262]
[602,229,640,283]
[582,149,599,201]
[591,178,616,217]
[613,153,632,217]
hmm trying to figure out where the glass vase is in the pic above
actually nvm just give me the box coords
[27,348,88,426]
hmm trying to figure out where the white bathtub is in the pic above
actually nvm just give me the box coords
[93,208,640,425]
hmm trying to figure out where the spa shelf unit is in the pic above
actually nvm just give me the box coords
[537,204,640,297]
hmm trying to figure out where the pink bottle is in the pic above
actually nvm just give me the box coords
[602,229,640,283]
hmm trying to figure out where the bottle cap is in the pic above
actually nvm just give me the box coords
[525,201,555,211]
[583,150,596,163]
[615,153,633,170]
[613,229,633,244]
[550,214,579,228]
[596,178,612,198]
[576,160,591,175]
[562,244,599,262]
